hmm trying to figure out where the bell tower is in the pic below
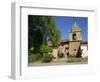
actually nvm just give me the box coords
[69,22,82,41]
[68,22,82,57]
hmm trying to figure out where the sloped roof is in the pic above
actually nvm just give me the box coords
[81,41,88,44]
[60,39,69,45]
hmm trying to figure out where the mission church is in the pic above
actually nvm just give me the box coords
[51,22,88,60]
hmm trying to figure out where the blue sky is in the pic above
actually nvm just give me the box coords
[54,16,88,41]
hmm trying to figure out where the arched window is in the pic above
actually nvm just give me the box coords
[72,33,76,40]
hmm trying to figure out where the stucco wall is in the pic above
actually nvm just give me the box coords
[81,45,88,58]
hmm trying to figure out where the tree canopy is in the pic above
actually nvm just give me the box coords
[28,15,61,53]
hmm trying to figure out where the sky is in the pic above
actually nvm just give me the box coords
[54,16,88,41]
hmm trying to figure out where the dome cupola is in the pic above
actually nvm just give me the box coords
[71,22,80,32]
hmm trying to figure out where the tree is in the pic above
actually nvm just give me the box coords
[28,15,61,53]
[48,18,61,47]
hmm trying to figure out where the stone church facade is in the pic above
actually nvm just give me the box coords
[52,22,88,59]
[68,22,82,57]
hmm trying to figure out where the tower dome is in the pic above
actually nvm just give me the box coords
[71,22,80,32]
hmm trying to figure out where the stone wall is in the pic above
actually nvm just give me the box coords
[52,48,58,58]
[52,44,69,59]
[69,41,81,56]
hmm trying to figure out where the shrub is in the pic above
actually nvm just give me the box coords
[41,53,53,63]
[40,45,52,53]
[28,53,42,63]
